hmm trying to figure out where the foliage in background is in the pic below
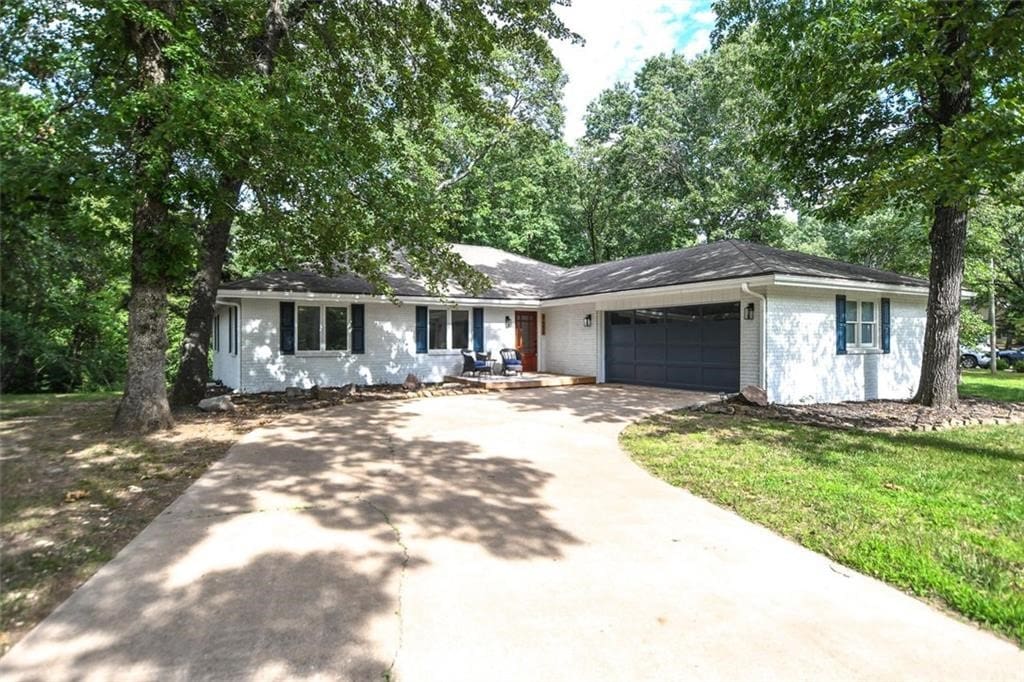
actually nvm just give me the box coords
[0,89,131,392]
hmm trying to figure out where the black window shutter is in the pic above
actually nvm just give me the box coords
[280,301,295,355]
[881,297,891,353]
[472,307,484,353]
[415,306,428,354]
[836,295,847,355]
[351,303,365,354]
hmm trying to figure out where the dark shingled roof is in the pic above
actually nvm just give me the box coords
[221,244,566,300]
[220,240,928,300]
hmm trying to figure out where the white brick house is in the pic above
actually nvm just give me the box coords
[213,240,930,404]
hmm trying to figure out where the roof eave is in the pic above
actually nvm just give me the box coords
[770,273,933,296]
[216,288,542,308]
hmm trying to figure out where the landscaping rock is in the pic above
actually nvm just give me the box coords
[697,394,1023,433]
[403,373,422,391]
[739,385,769,407]
[197,395,236,413]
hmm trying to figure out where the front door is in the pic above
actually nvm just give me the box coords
[515,311,538,372]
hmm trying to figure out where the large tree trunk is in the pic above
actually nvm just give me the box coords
[113,3,176,433]
[913,4,972,408]
[169,176,243,407]
[114,191,175,431]
[913,202,968,407]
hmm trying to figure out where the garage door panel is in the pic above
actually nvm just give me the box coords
[701,367,740,391]
[635,325,665,345]
[665,366,701,386]
[701,346,740,364]
[609,327,635,346]
[666,324,701,345]
[605,303,740,393]
[636,364,667,384]
[636,343,667,364]
[607,362,635,382]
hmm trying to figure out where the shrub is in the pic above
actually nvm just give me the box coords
[1014,361,1024,374]
[996,358,1011,371]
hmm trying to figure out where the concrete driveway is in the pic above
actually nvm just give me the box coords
[1,385,1021,681]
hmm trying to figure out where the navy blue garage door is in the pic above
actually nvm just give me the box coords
[605,302,740,392]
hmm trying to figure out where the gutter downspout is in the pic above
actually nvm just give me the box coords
[741,283,767,390]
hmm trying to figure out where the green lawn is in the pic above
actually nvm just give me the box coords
[0,391,121,419]
[960,370,1024,402]
[622,414,1024,646]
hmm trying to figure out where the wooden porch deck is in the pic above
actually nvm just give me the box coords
[443,373,597,391]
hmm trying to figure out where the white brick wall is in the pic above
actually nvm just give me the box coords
[233,299,516,393]
[765,289,926,403]
[543,303,599,376]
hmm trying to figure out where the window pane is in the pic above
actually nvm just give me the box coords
[429,309,447,350]
[635,310,661,324]
[861,323,874,346]
[702,302,740,320]
[325,306,348,351]
[451,310,469,349]
[845,300,858,321]
[609,311,633,325]
[845,322,857,345]
[213,315,220,351]
[861,301,875,322]
[297,306,320,351]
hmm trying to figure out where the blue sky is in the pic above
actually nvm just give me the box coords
[549,1,715,141]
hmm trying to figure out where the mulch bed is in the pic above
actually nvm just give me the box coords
[693,396,1023,432]
[204,382,489,417]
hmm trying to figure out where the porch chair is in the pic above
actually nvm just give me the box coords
[499,348,523,376]
[461,349,492,377]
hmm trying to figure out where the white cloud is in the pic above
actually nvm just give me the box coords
[550,1,716,141]
[680,28,711,58]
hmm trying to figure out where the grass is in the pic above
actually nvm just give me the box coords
[0,391,122,419]
[0,393,268,654]
[622,414,1024,646]
[959,370,1024,402]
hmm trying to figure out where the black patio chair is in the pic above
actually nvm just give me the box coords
[461,349,492,377]
[500,348,523,376]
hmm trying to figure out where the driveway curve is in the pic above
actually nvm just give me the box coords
[1,385,1021,681]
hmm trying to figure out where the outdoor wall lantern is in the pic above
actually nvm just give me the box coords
[744,303,755,320]
[583,313,593,328]
[505,315,512,328]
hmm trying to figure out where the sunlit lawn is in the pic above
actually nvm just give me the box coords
[622,413,1024,646]
[959,370,1024,402]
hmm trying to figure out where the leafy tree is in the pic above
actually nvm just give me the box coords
[714,0,1024,406]
[571,38,788,260]
[4,0,573,430]
[439,51,583,266]
[0,85,130,393]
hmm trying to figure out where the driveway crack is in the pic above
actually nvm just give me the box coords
[362,497,408,681]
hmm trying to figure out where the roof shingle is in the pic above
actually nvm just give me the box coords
[220,240,928,300]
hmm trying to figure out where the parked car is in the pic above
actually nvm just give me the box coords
[960,346,992,369]
[996,346,1024,364]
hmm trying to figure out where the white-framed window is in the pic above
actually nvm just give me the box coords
[845,298,878,349]
[295,304,348,353]
[228,307,238,356]
[428,309,448,350]
[451,309,469,349]
[426,308,473,352]
[213,314,220,352]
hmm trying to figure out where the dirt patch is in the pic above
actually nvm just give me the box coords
[0,382,482,655]
[693,396,1023,432]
